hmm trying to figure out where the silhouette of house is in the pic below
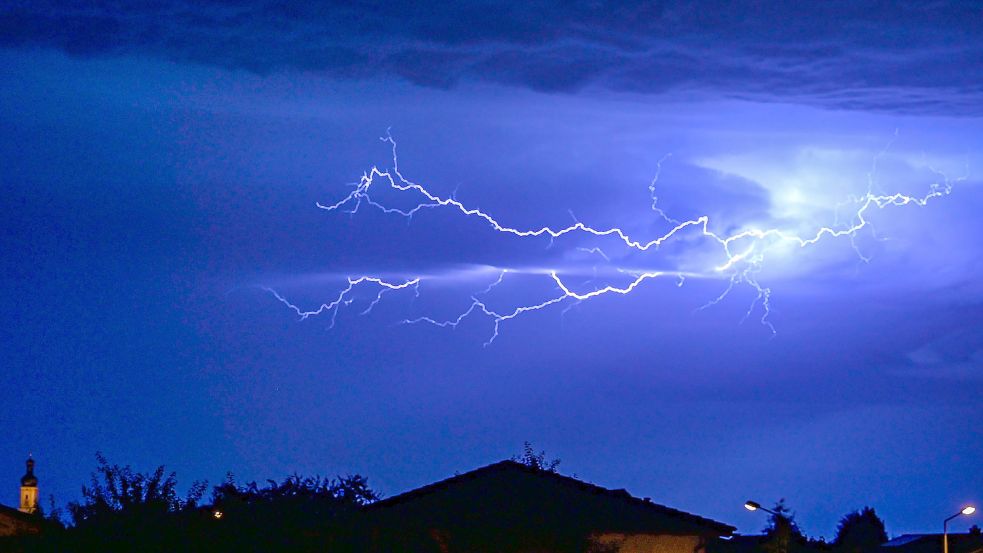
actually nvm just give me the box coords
[0,504,40,538]
[879,531,983,553]
[364,459,735,552]
[709,533,830,553]
[709,534,773,553]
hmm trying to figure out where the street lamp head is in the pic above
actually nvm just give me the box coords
[945,505,976,553]
[745,500,761,511]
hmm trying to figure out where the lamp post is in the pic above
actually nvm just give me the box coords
[745,500,779,516]
[944,506,976,553]
[745,500,789,553]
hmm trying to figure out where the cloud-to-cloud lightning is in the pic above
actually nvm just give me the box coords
[266,133,961,344]
[265,276,420,329]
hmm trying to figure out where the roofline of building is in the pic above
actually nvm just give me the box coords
[0,502,37,523]
[366,459,736,535]
[885,533,983,541]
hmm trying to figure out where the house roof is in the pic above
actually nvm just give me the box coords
[880,533,983,553]
[0,502,42,536]
[884,536,926,547]
[710,534,772,553]
[366,460,735,536]
[0,504,33,523]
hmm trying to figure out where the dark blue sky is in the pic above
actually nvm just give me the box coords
[2,0,982,539]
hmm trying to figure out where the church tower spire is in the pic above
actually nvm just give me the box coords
[19,455,38,514]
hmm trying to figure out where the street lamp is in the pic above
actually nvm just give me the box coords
[745,500,792,553]
[944,505,976,553]
[745,500,778,515]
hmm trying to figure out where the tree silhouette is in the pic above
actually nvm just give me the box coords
[2,455,382,552]
[762,499,805,553]
[56,453,207,552]
[512,441,561,473]
[210,472,378,508]
[205,473,379,551]
[67,452,206,527]
[833,507,887,553]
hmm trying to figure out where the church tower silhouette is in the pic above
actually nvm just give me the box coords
[19,456,37,514]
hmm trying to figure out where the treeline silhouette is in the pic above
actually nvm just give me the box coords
[725,499,890,553]
[2,453,379,552]
[1,450,901,553]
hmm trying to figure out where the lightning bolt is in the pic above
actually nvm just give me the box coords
[265,132,963,344]
[264,276,420,329]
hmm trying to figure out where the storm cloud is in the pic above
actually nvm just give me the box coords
[3,0,983,115]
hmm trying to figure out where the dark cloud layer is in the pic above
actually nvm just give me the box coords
[3,1,982,115]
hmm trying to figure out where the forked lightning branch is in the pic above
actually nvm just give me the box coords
[267,133,961,344]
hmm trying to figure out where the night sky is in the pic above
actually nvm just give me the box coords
[2,1,982,539]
